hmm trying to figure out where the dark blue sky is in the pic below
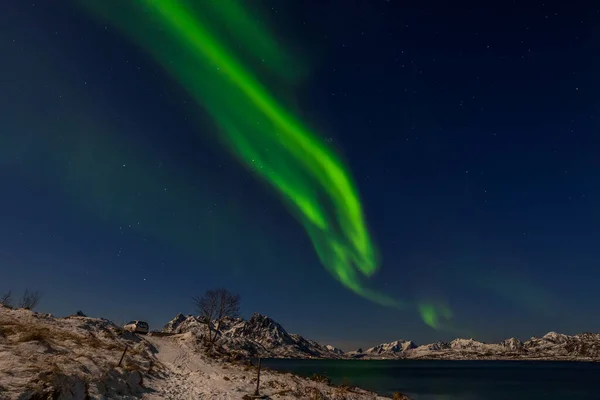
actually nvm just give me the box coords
[1,0,599,350]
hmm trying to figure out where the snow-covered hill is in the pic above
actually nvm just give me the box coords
[162,312,344,359]
[163,312,600,361]
[0,306,153,399]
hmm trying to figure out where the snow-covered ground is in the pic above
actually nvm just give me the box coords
[0,306,151,399]
[141,332,391,400]
[0,306,393,399]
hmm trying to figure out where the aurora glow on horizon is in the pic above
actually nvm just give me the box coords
[78,0,451,328]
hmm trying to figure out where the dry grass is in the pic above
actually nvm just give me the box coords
[3,318,126,355]
[18,326,52,343]
[305,386,326,400]
[335,386,350,395]
[1,307,157,399]
[25,363,64,394]
[83,332,104,348]
[0,321,23,336]
[273,388,294,395]
[123,358,140,371]
[38,363,63,380]
[127,343,151,356]
[112,326,125,336]
[310,373,332,385]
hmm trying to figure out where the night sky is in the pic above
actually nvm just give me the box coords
[2,1,599,351]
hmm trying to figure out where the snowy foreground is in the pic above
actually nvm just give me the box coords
[0,306,394,399]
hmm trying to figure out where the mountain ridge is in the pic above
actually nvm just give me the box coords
[163,312,344,359]
[162,313,600,361]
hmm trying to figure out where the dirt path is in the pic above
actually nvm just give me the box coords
[139,333,390,399]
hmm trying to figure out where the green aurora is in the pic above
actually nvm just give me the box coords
[78,0,452,329]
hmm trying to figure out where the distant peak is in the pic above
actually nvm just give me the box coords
[543,331,561,338]
[248,313,277,324]
[325,344,344,354]
[249,312,272,322]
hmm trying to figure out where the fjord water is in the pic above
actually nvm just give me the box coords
[262,359,600,399]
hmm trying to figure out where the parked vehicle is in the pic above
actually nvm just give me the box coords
[123,320,149,334]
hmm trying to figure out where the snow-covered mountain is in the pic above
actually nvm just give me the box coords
[325,344,345,355]
[163,312,600,361]
[351,332,600,361]
[162,312,344,359]
[359,340,417,357]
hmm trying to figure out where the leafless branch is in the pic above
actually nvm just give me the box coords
[19,289,41,310]
[193,288,241,343]
[193,290,218,342]
[0,290,12,307]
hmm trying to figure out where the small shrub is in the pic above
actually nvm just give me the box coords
[19,289,41,310]
[52,328,86,345]
[1,290,13,308]
[393,392,411,400]
[310,373,331,385]
[112,326,125,336]
[305,387,325,400]
[75,310,87,317]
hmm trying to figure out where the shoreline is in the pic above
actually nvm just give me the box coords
[260,355,600,363]
[259,356,600,399]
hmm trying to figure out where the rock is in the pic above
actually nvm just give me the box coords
[126,369,144,389]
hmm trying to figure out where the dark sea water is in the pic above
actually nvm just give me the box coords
[261,359,600,400]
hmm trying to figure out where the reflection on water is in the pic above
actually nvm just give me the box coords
[261,359,600,400]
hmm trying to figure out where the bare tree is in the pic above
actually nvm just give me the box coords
[19,289,41,310]
[193,288,240,343]
[193,290,218,342]
[213,288,241,338]
[0,290,12,307]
